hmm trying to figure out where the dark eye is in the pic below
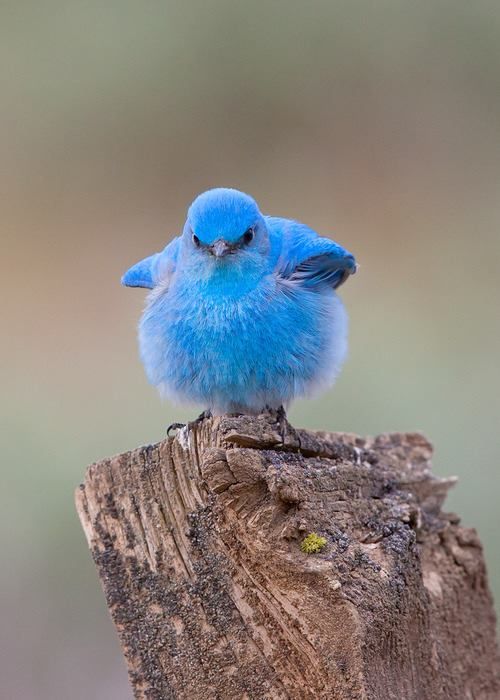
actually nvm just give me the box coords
[243,228,254,244]
[192,233,200,247]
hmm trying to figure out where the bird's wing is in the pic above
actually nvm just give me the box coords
[121,236,180,289]
[267,217,357,290]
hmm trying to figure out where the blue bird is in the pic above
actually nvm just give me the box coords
[122,188,356,418]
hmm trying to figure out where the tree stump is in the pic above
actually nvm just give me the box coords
[75,413,500,699]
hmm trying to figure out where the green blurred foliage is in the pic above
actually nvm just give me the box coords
[1,1,499,697]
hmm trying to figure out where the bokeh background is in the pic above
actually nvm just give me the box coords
[2,1,500,697]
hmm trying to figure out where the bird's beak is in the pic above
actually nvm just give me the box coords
[210,239,232,258]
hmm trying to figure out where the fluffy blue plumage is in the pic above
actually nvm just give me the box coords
[122,188,356,415]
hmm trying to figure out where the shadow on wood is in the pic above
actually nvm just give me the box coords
[76,413,500,699]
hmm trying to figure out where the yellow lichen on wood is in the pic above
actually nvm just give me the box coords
[300,532,327,554]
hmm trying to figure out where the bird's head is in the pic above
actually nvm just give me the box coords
[182,188,268,269]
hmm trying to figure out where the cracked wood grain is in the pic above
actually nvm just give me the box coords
[76,412,500,699]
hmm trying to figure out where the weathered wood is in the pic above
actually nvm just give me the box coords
[76,413,500,699]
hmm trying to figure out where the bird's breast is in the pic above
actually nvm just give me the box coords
[139,273,346,407]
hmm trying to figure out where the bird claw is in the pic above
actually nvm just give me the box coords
[167,422,185,437]
[276,405,287,421]
[167,410,212,437]
[193,409,212,424]
[262,404,287,420]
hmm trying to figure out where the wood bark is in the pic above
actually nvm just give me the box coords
[76,413,500,699]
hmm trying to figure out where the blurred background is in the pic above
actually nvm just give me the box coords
[2,1,499,697]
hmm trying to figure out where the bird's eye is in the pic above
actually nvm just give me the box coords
[243,228,254,244]
[192,233,200,247]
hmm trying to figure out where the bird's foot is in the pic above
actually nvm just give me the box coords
[262,405,289,441]
[276,405,289,439]
[166,422,185,437]
[262,404,288,421]
[276,405,287,422]
[166,410,212,437]
[191,409,213,425]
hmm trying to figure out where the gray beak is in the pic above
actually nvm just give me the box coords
[210,239,232,257]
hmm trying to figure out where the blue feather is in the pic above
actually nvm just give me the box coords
[121,254,160,289]
[266,216,356,289]
[122,189,357,415]
[122,238,180,289]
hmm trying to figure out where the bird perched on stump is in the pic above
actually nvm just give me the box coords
[122,188,357,418]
